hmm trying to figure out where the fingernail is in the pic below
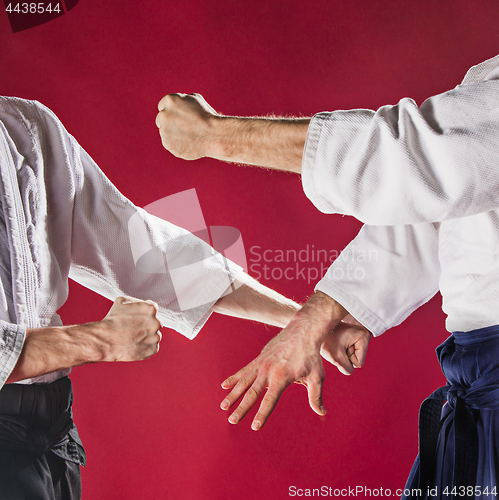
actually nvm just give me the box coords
[320,406,327,415]
[220,400,229,410]
[251,420,261,431]
[228,414,238,424]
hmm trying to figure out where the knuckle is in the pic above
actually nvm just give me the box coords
[246,387,260,400]
[158,96,169,110]
[168,93,182,103]
[236,375,253,389]
[262,393,277,406]
[225,393,238,406]
[115,296,125,305]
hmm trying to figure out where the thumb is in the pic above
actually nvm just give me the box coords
[306,373,326,416]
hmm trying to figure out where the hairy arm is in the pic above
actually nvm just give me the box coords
[212,273,300,328]
[6,297,162,384]
[156,93,309,173]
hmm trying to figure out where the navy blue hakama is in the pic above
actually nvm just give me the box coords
[403,325,499,499]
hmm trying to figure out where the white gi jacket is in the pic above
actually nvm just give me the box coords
[302,55,499,336]
[0,97,242,388]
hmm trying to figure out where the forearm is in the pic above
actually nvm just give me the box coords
[156,94,309,172]
[207,116,309,172]
[6,297,161,384]
[212,273,300,328]
[6,323,105,383]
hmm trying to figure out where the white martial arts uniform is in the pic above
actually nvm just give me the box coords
[302,54,499,336]
[0,96,242,388]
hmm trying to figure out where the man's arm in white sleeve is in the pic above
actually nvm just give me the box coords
[34,101,299,339]
[301,81,499,225]
[66,134,244,339]
[156,57,499,224]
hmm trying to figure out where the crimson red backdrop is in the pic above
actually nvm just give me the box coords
[2,1,498,498]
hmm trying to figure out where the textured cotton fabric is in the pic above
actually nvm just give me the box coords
[302,55,499,335]
[0,377,84,500]
[0,96,242,388]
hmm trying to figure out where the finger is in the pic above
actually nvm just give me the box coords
[110,296,147,313]
[155,112,163,129]
[157,94,179,112]
[306,372,326,416]
[151,316,163,336]
[144,300,163,327]
[121,295,142,305]
[147,332,162,353]
[322,340,354,375]
[143,327,162,344]
[221,367,248,390]
[220,370,256,410]
[337,359,354,375]
[250,382,287,431]
[348,336,370,368]
[157,95,171,112]
[227,378,267,425]
[122,300,157,317]
[145,299,159,312]
[331,349,354,376]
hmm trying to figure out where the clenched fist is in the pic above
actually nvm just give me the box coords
[95,296,163,362]
[156,93,220,160]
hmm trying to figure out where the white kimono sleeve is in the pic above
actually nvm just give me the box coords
[303,78,499,225]
[0,322,25,386]
[316,223,440,336]
[66,139,243,339]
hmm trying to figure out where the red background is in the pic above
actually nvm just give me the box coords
[1,1,499,498]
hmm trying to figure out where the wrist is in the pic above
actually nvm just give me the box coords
[289,292,347,346]
[205,115,236,161]
[206,115,309,171]
[66,321,110,364]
